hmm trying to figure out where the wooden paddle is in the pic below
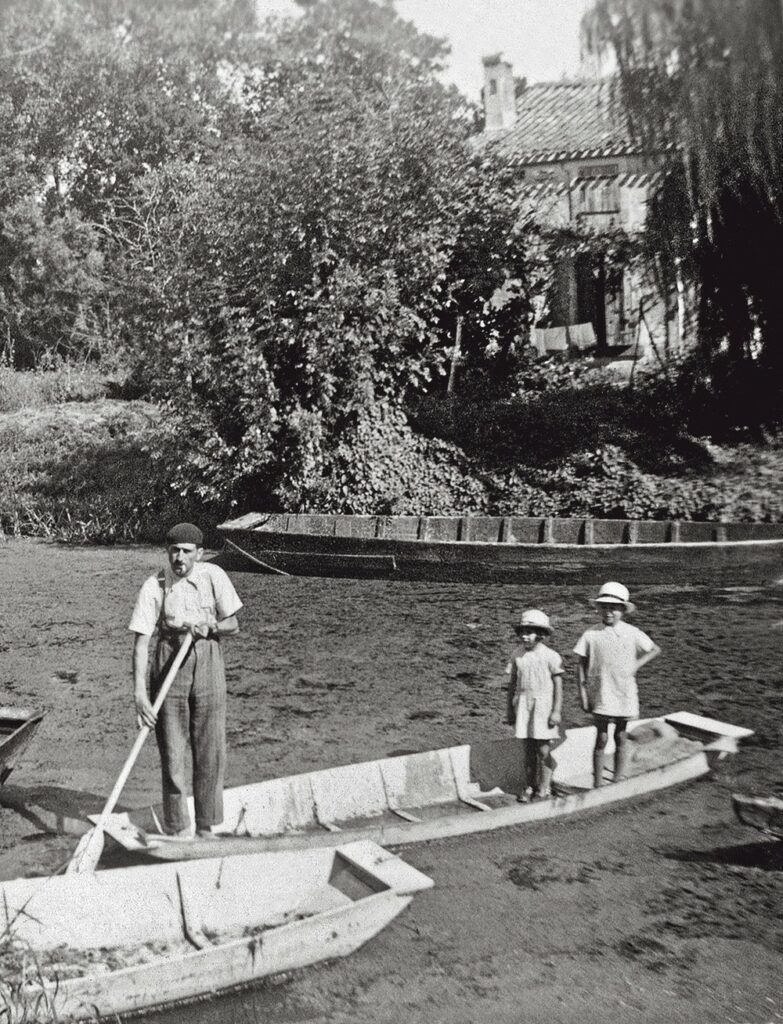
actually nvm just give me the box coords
[66,633,194,874]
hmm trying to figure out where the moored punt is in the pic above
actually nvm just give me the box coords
[0,840,432,1021]
[732,792,783,839]
[101,712,753,864]
[217,512,783,584]
[0,707,45,785]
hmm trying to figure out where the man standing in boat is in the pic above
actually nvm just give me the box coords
[129,522,243,838]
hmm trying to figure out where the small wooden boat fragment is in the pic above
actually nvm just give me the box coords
[102,712,752,864]
[0,707,45,785]
[0,840,432,1021]
[732,792,783,839]
[217,512,783,584]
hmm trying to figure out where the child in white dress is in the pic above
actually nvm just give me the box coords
[573,581,660,787]
[506,609,563,801]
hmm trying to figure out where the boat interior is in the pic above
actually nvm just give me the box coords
[0,841,429,959]
[128,719,711,841]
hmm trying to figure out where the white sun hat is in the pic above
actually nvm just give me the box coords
[517,609,552,633]
[595,581,636,613]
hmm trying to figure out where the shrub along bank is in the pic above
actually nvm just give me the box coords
[0,398,208,543]
[1,368,782,545]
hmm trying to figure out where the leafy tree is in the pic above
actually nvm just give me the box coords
[124,0,538,510]
[0,0,264,363]
[584,0,783,390]
[0,198,106,365]
[0,0,542,512]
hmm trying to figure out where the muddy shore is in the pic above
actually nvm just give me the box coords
[0,538,781,1023]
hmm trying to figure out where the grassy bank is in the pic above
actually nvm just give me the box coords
[1,369,782,544]
[0,397,205,544]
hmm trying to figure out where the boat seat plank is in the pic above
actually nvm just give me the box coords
[663,711,754,740]
[663,708,753,749]
[333,841,435,896]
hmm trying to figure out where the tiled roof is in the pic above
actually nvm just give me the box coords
[480,79,640,164]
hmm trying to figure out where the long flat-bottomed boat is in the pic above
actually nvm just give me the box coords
[217,512,783,584]
[100,712,752,864]
[0,840,432,1021]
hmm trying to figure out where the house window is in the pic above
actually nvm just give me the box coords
[577,163,620,178]
[489,79,497,96]
[577,179,620,214]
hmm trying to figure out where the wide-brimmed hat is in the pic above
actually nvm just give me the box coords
[594,581,636,613]
[516,609,552,634]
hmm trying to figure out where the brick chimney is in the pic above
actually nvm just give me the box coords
[482,54,516,131]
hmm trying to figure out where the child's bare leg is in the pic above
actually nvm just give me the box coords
[536,741,553,798]
[593,717,609,787]
[517,741,537,802]
[614,718,630,780]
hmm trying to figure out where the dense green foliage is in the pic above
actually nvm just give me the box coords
[0,0,542,514]
[584,0,783,380]
[1,0,781,535]
[2,378,781,543]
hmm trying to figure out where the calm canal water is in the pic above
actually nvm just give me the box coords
[1,539,781,1023]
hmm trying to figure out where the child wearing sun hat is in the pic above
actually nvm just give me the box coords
[506,609,564,801]
[573,582,660,788]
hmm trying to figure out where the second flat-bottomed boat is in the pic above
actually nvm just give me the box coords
[217,512,783,584]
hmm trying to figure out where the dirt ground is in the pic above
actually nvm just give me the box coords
[0,538,781,1023]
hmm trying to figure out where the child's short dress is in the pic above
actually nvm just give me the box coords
[572,621,655,719]
[508,643,564,740]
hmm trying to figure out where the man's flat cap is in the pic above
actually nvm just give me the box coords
[166,522,204,546]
